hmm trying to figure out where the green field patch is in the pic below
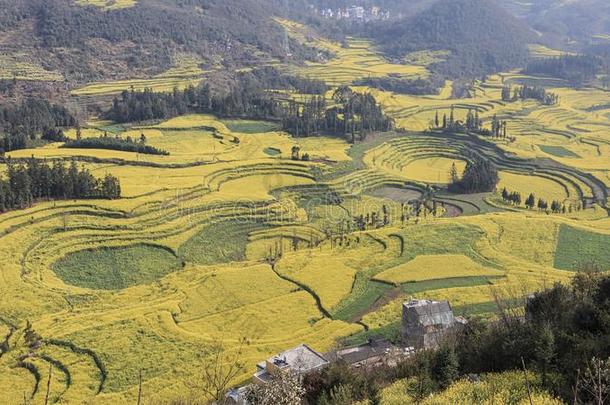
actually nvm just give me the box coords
[179,221,270,266]
[554,225,610,271]
[539,145,580,158]
[264,147,282,156]
[221,119,281,134]
[331,280,392,321]
[342,321,401,346]
[53,244,182,290]
[367,185,422,203]
[332,224,501,322]
[401,276,502,295]
[454,298,523,318]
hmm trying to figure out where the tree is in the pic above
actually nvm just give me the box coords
[535,323,555,385]
[579,357,610,405]
[192,338,248,404]
[525,193,536,209]
[501,187,509,202]
[449,157,499,194]
[432,345,460,389]
[291,145,300,161]
[246,371,305,405]
[449,162,459,184]
[538,198,548,211]
[317,384,355,405]
[510,191,522,206]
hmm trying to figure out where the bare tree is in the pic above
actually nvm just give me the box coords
[579,357,610,405]
[190,338,248,404]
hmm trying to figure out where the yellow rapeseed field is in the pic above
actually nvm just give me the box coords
[1,33,609,404]
[374,255,504,284]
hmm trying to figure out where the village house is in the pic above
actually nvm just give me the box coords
[401,299,467,349]
[252,344,329,384]
[226,344,329,404]
[327,337,414,369]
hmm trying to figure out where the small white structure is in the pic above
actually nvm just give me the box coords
[253,344,329,385]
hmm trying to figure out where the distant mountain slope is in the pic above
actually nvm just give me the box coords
[499,0,610,49]
[370,0,535,77]
[0,0,315,85]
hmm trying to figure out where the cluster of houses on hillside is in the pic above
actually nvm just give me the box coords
[311,5,392,22]
[226,299,466,404]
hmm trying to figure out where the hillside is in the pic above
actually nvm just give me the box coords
[0,0,316,86]
[500,0,610,48]
[369,0,535,77]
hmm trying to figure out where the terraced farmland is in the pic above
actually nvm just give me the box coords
[2,27,610,404]
[72,55,206,96]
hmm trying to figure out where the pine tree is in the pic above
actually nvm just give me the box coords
[501,187,509,202]
[449,162,459,184]
[433,346,460,389]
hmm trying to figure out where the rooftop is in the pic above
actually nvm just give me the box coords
[267,344,329,373]
[404,300,455,326]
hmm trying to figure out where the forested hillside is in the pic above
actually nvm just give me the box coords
[0,0,316,84]
[366,0,534,77]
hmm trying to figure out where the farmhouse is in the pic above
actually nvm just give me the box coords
[327,337,414,369]
[226,344,329,404]
[253,344,329,384]
[401,299,466,349]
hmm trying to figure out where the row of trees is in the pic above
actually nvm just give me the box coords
[525,55,603,86]
[105,81,393,143]
[104,81,281,124]
[500,188,584,214]
[104,68,327,125]
[0,159,121,212]
[282,86,394,142]
[432,107,509,139]
[0,98,77,153]
[353,74,445,96]
[501,84,559,105]
[63,135,169,156]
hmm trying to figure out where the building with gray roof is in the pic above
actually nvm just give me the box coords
[401,299,466,349]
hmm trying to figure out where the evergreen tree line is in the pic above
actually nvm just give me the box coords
[250,66,328,95]
[524,54,603,86]
[501,84,559,105]
[449,157,499,194]
[282,86,394,142]
[0,159,121,212]
[432,107,509,139]
[0,98,77,153]
[501,188,584,214]
[105,82,393,142]
[104,69,326,125]
[63,134,169,156]
[353,74,445,96]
